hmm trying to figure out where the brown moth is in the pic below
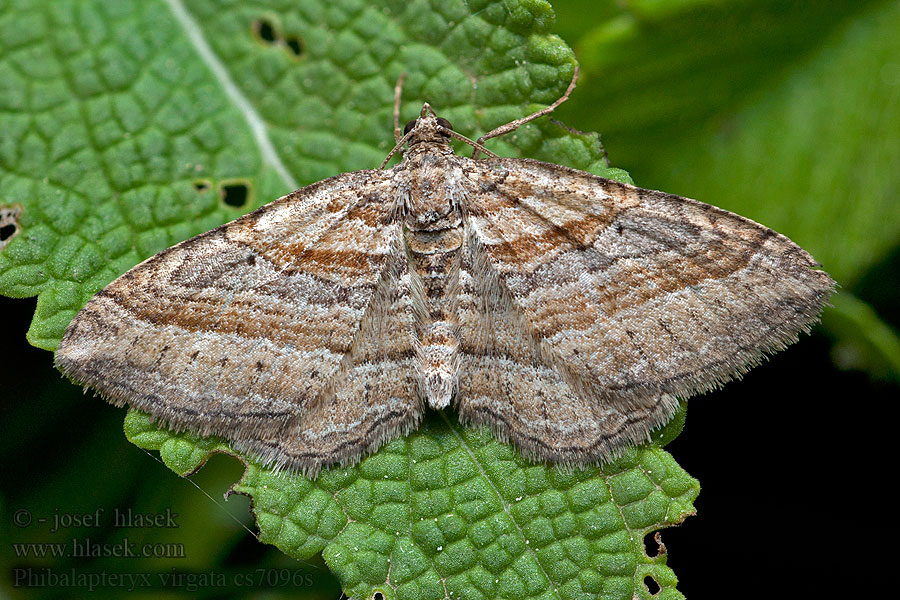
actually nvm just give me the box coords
[56,68,835,477]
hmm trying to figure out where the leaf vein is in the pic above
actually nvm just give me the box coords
[164,0,298,190]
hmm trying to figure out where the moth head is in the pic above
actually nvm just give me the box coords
[404,104,453,147]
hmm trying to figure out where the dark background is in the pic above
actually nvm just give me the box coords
[3,0,898,598]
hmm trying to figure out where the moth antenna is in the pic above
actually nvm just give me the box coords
[393,72,406,144]
[444,128,499,159]
[472,64,579,158]
[379,129,415,169]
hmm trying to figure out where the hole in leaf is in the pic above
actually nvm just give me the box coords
[253,19,278,44]
[193,180,211,193]
[644,531,666,558]
[0,204,23,249]
[285,35,304,57]
[373,593,384,600]
[644,575,660,595]
[220,182,250,208]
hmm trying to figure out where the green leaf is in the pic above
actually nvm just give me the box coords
[1,1,698,599]
[556,0,900,380]
[127,408,697,600]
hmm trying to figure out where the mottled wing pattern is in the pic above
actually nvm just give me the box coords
[460,157,834,463]
[457,226,678,463]
[237,234,422,475]
[56,169,420,475]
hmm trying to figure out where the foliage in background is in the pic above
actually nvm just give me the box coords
[2,0,898,598]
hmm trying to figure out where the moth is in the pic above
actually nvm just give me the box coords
[56,68,834,476]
